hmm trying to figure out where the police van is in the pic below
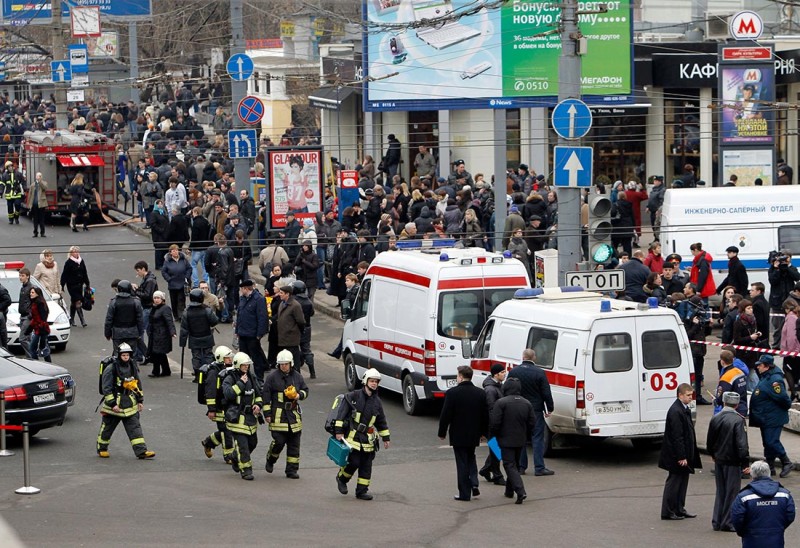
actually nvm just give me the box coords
[341,241,530,415]
[660,186,800,290]
[465,287,695,452]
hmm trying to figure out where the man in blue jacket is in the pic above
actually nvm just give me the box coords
[507,348,555,476]
[750,354,794,478]
[731,460,795,547]
[235,280,268,381]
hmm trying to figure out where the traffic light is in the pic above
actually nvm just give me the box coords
[587,194,614,267]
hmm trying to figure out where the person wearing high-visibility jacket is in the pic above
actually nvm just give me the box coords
[1,160,26,224]
[263,349,309,479]
[334,368,391,501]
[222,352,263,481]
[201,345,235,464]
[96,343,156,459]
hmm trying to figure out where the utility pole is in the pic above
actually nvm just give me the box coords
[230,0,250,203]
[556,0,583,282]
[51,0,68,129]
[129,22,139,104]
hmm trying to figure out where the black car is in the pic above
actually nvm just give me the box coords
[0,359,68,436]
[0,348,76,406]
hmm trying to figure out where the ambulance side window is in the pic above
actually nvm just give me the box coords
[473,320,494,359]
[777,226,800,256]
[526,327,557,370]
[641,330,681,369]
[592,333,632,373]
[352,280,370,320]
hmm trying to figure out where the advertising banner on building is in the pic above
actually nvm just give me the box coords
[719,65,774,145]
[363,0,632,111]
[1,0,151,23]
[267,148,323,229]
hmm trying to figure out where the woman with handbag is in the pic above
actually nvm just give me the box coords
[28,287,51,362]
[161,244,192,320]
[146,291,176,377]
[60,245,90,327]
[68,173,89,232]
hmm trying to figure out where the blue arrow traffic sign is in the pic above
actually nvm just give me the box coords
[237,95,265,125]
[551,98,592,140]
[228,129,258,159]
[553,146,593,188]
[51,60,72,82]
[226,53,254,81]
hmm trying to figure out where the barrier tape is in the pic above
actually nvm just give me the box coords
[0,424,24,431]
[689,339,798,357]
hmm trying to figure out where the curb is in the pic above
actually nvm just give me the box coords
[109,209,344,322]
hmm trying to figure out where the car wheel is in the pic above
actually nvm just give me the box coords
[343,354,360,391]
[402,374,423,416]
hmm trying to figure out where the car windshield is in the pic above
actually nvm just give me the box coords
[1,276,54,302]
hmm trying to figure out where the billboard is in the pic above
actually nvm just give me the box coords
[267,148,324,229]
[2,0,151,24]
[719,65,774,145]
[363,0,633,111]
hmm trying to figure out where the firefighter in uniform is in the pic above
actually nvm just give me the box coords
[2,160,26,224]
[96,343,156,459]
[334,368,391,500]
[263,349,309,479]
[222,352,263,480]
[201,345,235,463]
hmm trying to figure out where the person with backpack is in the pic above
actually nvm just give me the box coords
[96,342,156,460]
[222,352,263,481]
[180,288,219,378]
[200,346,236,464]
[262,350,309,479]
[334,368,391,501]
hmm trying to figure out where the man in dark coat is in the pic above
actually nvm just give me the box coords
[104,279,144,356]
[490,377,536,504]
[716,246,749,297]
[180,288,219,377]
[507,348,555,476]
[282,212,302,263]
[707,391,750,532]
[438,366,488,502]
[382,134,401,179]
[749,282,770,348]
[479,363,507,485]
[619,249,651,303]
[235,280,268,381]
[768,251,800,348]
[275,284,306,371]
[659,383,702,520]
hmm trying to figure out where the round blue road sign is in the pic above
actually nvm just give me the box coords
[238,96,265,125]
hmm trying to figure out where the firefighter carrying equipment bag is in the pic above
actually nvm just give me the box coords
[98,356,116,394]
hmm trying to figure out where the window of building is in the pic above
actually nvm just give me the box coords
[507,108,521,169]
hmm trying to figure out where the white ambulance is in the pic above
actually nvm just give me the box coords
[660,185,800,290]
[341,241,530,415]
[466,287,695,452]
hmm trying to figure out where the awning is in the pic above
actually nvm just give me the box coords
[309,86,355,111]
[57,154,105,167]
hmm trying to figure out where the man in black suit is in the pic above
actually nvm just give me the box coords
[438,366,488,501]
[659,383,702,520]
[490,377,535,504]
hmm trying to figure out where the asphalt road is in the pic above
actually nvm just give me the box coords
[0,215,798,547]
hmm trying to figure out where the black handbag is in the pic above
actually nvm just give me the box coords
[81,286,94,311]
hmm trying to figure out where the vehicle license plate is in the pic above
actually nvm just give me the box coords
[444,378,458,388]
[33,392,55,404]
[595,402,631,414]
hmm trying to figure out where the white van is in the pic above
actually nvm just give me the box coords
[341,242,530,414]
[660,186,800,290]
[466,287,695,451]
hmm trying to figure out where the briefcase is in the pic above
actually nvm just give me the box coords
[326,436,351,467]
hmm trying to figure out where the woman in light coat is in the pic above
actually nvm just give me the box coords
[34,249,60,297]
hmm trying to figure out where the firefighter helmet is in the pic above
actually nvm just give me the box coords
[276,349,294,365]
[362,368,382,383]
[117,342,133,355]
[214,346,234,362]
[233,352,252,368]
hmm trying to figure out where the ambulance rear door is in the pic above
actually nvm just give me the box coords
[635,314,690,423]
[584,318,640,428]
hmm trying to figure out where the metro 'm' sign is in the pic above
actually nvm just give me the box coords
[730,10,764,40]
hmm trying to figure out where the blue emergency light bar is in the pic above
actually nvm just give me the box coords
[395,238,457,250]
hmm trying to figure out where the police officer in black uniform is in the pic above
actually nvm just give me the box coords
[103,279,144,356]
[180,288,218,377]
[293,280,316,379]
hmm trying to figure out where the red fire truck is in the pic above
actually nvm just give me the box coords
[21,130,117,220]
